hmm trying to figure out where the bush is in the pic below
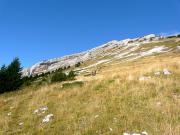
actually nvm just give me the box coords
[51,72,67,83]
[51,70,76,83]
[22,76,32,86]
[75,62,81,67]
[0,58,23,93]
[67,71,76,80]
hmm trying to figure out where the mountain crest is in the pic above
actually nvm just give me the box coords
[22,34,179,77]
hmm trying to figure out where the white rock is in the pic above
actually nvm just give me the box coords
[48,114,54,118]
[121,39,131,45]
[78,59,110,70]
[95,115,99,118]
[42,118,50,123]
[33,109,39,114]
[139,76,151,81]
[42,114,54,123]
[7,112,12,116]
[140,46,168,57]
[123,133,130,135]
[144,34,156,39]
[142,131,148,135]
[177,46,180,49]
[109,127,113,131]
[138,34,156,42]
[10,106,14,109]
[40,106,48,111]
[131,133,141,135]
[154,71,161,75]
[163,69,171,75]
[19,122,24,126]
[34,106,48,114]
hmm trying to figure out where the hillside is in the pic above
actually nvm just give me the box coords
[0,35,180,135]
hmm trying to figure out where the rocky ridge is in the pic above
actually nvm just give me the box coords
[22,34,178,77]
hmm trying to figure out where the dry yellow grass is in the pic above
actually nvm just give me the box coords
[0,53,180,135]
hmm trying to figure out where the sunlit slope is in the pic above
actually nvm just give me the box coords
[0,38,180,135]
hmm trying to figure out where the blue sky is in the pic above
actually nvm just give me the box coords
[0,0,180,68]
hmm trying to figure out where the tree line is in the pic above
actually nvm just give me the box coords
[0,58,76,94]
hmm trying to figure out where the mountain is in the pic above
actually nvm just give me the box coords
[1,34,180,134]
[22,34,179,77]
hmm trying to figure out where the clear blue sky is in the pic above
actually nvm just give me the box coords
[0,0,180,68]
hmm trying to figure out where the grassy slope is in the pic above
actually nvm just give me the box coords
[0,41,180,135]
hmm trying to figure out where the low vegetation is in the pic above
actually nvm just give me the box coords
[51,71,76,83]
[75,62,81,67]
[0,52,179,134]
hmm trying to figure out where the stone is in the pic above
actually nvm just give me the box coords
[163,69,171,75]
[139,76,151,81]
[10,106,14,109]
[42,114,54,123]
[33,109,39,114]
[34,106,48,114]
[142,131,148,135]
[123,133,130,135]
[19,122,24,126]
[154,71,161,75]
[39,106,48,112]
[109,128,113,131]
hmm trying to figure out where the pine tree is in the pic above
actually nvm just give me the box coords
[7,57,23,91]
[0,58,23,93]
[0,65,8,93]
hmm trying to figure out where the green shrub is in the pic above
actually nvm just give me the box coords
[51,72,67,83]
[67,71,76,80]
[51,70,76,83]
[22,76,32,86]
[75,62,81,67]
